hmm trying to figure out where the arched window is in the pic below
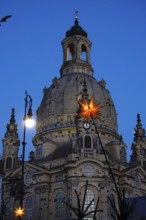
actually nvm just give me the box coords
[36,144,42,159]
[55,193,65,217]
[84,135,92,148]
[25,196,33,220]
[6,157,12,169]
[5,202,10,220]
[84,189,95,214]
[81,44,87,61]
[66,43,75,61]
[120,146,126,162]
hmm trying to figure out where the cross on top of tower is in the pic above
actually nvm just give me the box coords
[75,10,78,19]
[74,10,79,26]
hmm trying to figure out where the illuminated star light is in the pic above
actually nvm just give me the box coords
[79,97,102,122]
[14,207,25,217]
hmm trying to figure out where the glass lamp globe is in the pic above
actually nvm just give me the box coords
[25,118,35,128]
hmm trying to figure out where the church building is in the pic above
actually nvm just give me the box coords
[1,16,146,220]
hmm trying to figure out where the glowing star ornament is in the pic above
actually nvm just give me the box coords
[14,207,25,217]
[79,97,102,122]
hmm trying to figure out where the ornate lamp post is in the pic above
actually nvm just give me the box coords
[15,92,34,219]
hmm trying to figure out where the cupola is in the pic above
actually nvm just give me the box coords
[60,13,93,76]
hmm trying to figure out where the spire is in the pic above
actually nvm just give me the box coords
[130,114,146,165]
[134,113,145,142]
[137,113,142,126]
[10,108,16,124]
[5,108,18,137]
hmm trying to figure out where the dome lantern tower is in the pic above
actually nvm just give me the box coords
[60,13,94,76]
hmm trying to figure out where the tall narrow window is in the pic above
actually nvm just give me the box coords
[25,196,33,220]
[36,144,42,159]
[84,190,95,216]
[55,193,65,217]
[6,157,12,169]
[84,135,92,148]
[66,43,75,61]
[81,44,87,61]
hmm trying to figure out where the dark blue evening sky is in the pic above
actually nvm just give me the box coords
[0,0,146,160]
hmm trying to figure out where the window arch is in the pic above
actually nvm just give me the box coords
[55,193,65,217]
[66,43,75,61]
[84,135,92,148]
[81,44,87,61]
[25,196,33,220]
[36,144,42,159]
[6,157,12,169]
[84,189,95,215]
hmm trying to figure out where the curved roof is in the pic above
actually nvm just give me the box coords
[66,18,88,38]
[36,73,118,133]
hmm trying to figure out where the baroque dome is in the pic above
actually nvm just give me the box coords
[33,17,119,149]
[36,73,118,135]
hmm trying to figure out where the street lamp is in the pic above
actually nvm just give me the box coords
[15,92,34,219]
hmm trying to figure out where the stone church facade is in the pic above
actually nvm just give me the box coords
[1,17,146,220]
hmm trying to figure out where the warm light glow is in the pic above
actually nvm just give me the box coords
[79,97,102,122]
[14,207,25,217]
[25,118,35,128]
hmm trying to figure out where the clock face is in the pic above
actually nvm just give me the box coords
[83,122,90,130]
[10,125,14,129]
